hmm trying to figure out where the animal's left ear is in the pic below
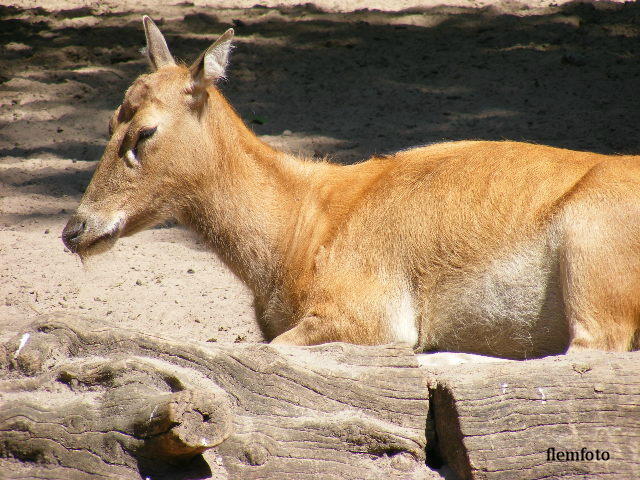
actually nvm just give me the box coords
[142,16,175,71]
[189,28,234,87]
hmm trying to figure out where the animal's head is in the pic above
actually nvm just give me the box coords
[62,17,234,259]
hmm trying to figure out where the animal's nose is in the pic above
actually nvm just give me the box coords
[62,216,87,252]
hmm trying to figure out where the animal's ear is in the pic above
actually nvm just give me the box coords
[189,28,234,87]
[142,15,175,71]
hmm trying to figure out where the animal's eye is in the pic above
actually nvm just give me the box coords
[138,126,157,141]
[123,127,157,168]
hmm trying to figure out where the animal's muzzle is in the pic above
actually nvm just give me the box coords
[61,215,86,252]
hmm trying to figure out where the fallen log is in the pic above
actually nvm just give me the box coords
[2,315,638,480]
[0,314,433,480]
[424,351,640,480]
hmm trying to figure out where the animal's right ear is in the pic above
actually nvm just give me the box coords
[189,28,234,89]
[142,16,175,71]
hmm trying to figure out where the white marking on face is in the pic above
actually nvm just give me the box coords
[104,210,126,234]
[76,205,126,229]
[125,149,139,168]
[387,288,419,347]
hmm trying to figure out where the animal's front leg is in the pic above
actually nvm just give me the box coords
[270,316,337,346]
[270,314,385,347]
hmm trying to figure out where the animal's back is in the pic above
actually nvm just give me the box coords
[321,141,640,357]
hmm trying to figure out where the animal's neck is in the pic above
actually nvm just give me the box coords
[180,89,308,298]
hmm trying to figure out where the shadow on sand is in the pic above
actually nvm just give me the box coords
[1,1,639,201]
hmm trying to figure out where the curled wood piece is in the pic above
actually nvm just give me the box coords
[52,358,234,457]
[1,330,235,479]
[135,389,233,458]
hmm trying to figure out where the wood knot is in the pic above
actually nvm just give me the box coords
[9,332,66,376]
[242,442,270,466]
[572,363,592,375]
[390,452,417,472]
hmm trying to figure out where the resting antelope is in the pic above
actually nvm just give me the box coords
[62,17,640,359]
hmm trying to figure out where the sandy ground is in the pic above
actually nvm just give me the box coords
[1,0,639,349]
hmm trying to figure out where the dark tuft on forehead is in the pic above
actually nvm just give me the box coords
[116,67,190,124]
[120,77,151,119]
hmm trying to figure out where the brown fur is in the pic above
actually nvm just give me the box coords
[62,20,640,359]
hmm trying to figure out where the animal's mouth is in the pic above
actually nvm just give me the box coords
[86,224,122,253]
[62,213,125,259]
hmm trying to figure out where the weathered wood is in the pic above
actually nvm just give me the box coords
[424,352,640,480]
[0,314,433,480]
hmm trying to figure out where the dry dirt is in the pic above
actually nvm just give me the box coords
[1,0,639,348]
